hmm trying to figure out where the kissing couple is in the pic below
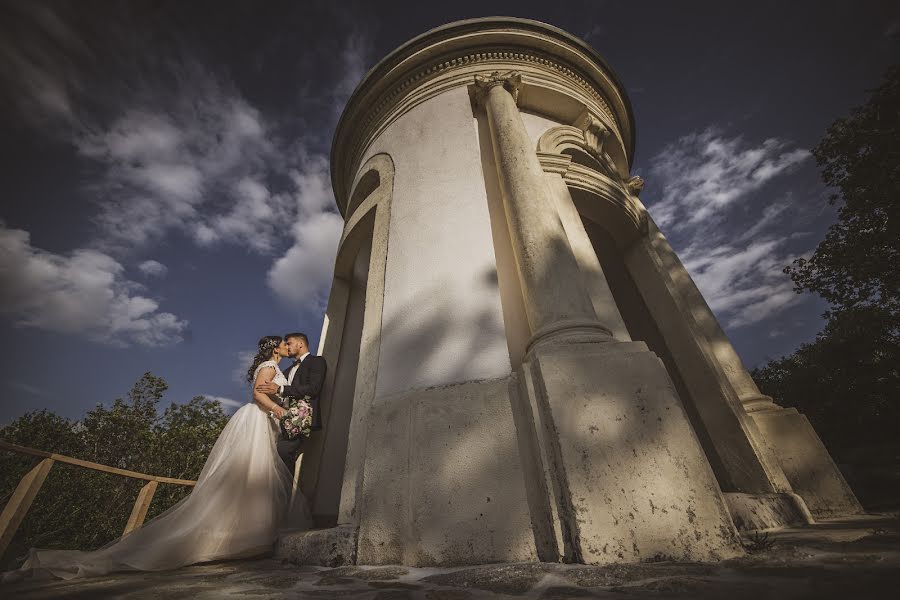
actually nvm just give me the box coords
[4,333,327,582]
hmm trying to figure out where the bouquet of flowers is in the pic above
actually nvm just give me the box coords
[277,395,313,440]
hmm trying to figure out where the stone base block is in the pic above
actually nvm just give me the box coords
[749,407,864,518]
[723,492,813,532]
[356,378,539,566]
[275,526,358,567]
[524,340,743,564]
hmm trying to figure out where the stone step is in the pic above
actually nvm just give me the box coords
[274,525,358,567]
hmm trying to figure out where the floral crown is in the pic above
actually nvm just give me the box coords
[258,337,281,354]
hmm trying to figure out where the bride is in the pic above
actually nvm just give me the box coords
[4,336,307,581]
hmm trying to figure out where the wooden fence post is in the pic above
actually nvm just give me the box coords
[122,480,158,537]
[0,458,55,557]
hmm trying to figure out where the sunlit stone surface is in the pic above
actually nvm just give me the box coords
[284,17,862,568]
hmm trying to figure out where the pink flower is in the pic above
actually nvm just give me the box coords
[292,428,300,434]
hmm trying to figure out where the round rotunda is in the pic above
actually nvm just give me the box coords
[278,17,863,567]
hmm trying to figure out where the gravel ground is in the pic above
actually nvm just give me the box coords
[4,514,899,599]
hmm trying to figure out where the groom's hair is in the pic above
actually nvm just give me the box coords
[284,332,308,346]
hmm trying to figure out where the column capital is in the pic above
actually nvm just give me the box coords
[473,70,523,105]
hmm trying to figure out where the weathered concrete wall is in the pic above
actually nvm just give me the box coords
[522,340,743,564]
[621,229,785,494]
[357,378,538,566]
[520,110,560,147]
[750,408,864,518]
[359,88,512,397]
[723,493,812,532]
[312,234,371,524]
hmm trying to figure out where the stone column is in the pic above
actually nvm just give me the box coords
[624,217,792,494]
[631,217,862,517]
[544,172,631,341]
[474,71,612,349]
[646,220,776,412]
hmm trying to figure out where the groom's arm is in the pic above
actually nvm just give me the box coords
[282,357,326,398]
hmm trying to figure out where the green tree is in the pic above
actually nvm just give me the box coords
[785,64,899,326]
[753,65,900,507]
[0,374,229,569]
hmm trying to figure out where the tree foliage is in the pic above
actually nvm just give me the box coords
[785,64,900,326]
[753,306,900,450]
[753,65,900,503]
[0,373,229,569]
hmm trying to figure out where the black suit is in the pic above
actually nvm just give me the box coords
[277,354,327,472]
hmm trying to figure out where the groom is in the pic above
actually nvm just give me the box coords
[256,332,326,473]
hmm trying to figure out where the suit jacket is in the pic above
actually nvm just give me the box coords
[282,354,327,431]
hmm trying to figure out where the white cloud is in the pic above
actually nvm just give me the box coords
[77,79,280,253]
[138,259,167,278]
[232,350,257,385]
[332,30,371,118]
[9,381,43,396]
[0,2,88,128]
[646,128,815,330]
[204,395,244,411]
[267,210,343,315]
[680,237,804,329]
[2,12,373,327]
[0,223,186,346]
[649,128,810,230]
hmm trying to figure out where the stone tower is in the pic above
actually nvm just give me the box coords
[279,17,863,567]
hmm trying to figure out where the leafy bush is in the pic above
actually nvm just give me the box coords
[0,373,229,569]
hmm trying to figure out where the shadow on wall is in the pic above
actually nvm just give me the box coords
[376,265,508,391]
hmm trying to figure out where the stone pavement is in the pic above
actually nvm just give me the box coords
[5,514,900,599]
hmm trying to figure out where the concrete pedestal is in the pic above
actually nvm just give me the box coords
[749,407,864,518]
[518,340,743,563]
[723,493,813,532]
[354,378,540,566]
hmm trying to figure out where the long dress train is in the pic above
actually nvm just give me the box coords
[5,361,301,581]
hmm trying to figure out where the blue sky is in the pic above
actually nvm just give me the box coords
[1,0,898,424]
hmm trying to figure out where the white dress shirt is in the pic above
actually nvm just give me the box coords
[280,351,310,394]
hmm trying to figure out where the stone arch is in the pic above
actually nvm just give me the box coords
[299,153,394,528]
[535,119,627,180]
[538,125,647,249]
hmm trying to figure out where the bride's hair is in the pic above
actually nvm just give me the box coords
[247,335,282,383]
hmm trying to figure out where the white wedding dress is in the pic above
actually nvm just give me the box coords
[6,361,305,581]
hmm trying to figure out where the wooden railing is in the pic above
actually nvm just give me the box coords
[0,440,196,558]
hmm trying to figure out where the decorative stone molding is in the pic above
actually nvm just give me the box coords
[580,113,611,161]
[332,19,637,215]
[473,70,523,105]
[536,125,590,155]
[537,125,648,240]
[625,175,644,197]
[536,152,573,175]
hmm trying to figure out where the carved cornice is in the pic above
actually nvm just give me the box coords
[537,152,573,175]
[565,163,647,235]
[332,18,636,215]
[332,50,622,215]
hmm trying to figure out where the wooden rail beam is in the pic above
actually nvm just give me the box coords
[123,480,159,537]
[0,440,196,486]
[0,458,55,558]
